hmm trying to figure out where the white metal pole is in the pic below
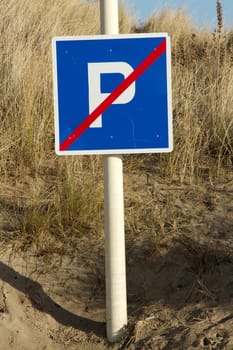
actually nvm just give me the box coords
[100,0,119,35]
[104,156,127,342]
[100,0,127,343]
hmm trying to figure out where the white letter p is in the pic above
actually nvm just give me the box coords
[88,62,135,128]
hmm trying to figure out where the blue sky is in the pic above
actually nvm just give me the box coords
[123,0,233,30]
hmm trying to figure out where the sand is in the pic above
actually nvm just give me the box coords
[0,176,233,349]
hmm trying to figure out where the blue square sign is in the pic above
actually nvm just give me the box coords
[52,33,173,155]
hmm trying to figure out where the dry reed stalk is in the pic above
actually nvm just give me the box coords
[216,0,223,33]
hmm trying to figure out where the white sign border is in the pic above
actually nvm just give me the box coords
[52,33,173,155]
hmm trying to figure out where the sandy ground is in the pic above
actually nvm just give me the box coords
[0,173,233,349]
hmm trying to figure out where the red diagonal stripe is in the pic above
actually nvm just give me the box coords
[60,38,166,151]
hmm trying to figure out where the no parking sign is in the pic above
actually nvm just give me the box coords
[52,33,173,155]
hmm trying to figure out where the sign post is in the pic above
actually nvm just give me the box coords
[100,0,128,343]
[52,2,172,343]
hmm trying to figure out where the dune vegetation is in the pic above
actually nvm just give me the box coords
[0,0,232,253]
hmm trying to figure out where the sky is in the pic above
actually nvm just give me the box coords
[123,0,233,30]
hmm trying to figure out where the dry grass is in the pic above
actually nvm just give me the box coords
[138,5,233,181]
[0,0,232,251]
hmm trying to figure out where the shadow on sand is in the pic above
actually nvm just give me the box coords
[0,261,105,337]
